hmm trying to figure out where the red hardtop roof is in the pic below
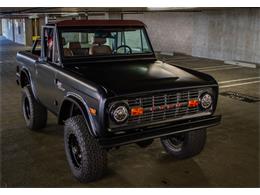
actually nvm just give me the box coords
[55,19,145,27]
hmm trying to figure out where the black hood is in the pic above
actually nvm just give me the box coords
[69,60,217,96]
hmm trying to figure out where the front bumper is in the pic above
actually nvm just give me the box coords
[99,115,221,148]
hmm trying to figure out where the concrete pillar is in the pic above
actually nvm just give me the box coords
[39,17,45,26]
[45,16,49,24]
[0,19,2,36]
[34,18,39,37]
[25,18,33,46]
[12,19,15,42]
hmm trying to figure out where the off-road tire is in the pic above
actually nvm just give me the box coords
[64,115,107,183]
[161,129,207,159]
[21,85,47,130]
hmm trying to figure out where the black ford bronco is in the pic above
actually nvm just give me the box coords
[16,19,221,182]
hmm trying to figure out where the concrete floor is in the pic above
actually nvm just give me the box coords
[0,36,259,187]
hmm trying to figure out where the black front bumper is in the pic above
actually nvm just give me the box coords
[99,115,221,148]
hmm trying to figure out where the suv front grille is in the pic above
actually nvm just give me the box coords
[127,89,201,125]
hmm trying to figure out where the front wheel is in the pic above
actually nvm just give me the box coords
[64,115,107,183]
[161,129,207,159]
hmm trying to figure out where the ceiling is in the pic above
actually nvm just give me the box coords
[0,7,211,18]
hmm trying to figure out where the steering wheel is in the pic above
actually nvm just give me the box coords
[113,45,132,54]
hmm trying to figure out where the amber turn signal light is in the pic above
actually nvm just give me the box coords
[89,107,97,116]
[131,107,144,116]
[188,100,199,108]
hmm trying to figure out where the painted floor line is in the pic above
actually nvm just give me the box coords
[166,58,200,62]
[202,66,243,72]
[194,64,236,70]
[219,80,260,88]
[218,77,260,84]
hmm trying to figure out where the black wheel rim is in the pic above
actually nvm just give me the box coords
[68,134,82,169]
[168,134,185,151]
[24,97,31,120]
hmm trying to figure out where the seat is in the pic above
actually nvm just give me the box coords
[89,37,112,55]
[69,42,82,56]
[63,48,73,56]
[62,38,73,57]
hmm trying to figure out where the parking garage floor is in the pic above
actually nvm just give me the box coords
[0,36,259,187]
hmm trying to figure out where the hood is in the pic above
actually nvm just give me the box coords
[70,60,217,96]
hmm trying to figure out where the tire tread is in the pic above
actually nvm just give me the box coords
[64,115,107,183]
[21,85,47,130]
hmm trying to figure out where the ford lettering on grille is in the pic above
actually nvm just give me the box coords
[127,90,201,125]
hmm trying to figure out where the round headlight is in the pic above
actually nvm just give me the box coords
[200,93,213,110]
[110,104,129,123]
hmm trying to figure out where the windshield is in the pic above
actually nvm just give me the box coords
[60,27,153,58]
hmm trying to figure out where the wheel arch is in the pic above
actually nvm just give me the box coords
[20,69,30,88]
[58,96,96,137]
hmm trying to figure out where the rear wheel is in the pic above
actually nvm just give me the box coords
[64,115,107,183]
[21,85,47,130]
[161,129,207,159]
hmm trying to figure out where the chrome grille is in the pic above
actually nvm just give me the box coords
[127,90,201,125]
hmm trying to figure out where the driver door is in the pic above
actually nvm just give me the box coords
[35,26,59,113]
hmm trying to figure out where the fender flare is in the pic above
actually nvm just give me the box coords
[20,68,30,86]
[58,94,97,137]
[20,67,38,100]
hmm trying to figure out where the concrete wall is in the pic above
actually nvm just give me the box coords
[125,8,260,64]
[1,8,259,63]
[13,19,26,45]
[192,8,260,64]
[1,18,42,46]
[2,19,14,41]
[124,12,193,55]
[2,18,27,45]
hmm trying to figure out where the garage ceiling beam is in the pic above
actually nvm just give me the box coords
[0,7,238,18]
